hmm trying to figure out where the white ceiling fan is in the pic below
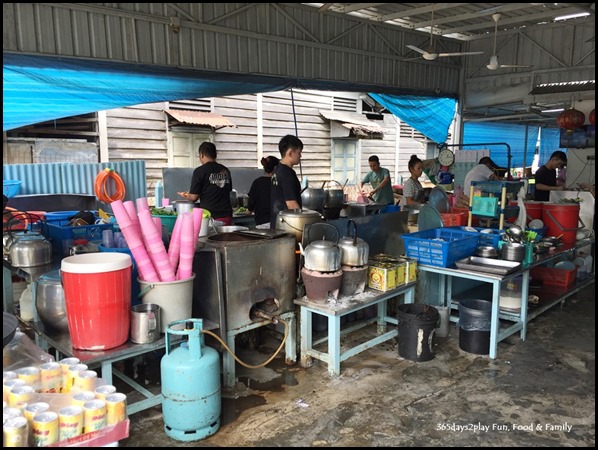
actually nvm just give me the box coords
[406,7,483,61]
[487,14,533,70]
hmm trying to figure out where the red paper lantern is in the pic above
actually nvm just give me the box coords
[556,107,585,132]
[590,109,595,127]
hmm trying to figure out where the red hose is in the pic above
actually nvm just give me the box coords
[95,168,126,203]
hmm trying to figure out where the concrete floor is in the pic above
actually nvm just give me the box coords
[121,284,595,447]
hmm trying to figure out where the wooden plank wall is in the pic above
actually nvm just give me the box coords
[105,103,168,196]
[104,90,430,198]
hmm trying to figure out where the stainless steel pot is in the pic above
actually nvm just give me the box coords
[300,187,326,211]
[172,200,194,214]
[9,233,52,267]
[299,239,341,272]
[338,219,369,267]
[322,180,344,208]
[276,209,323,243]
[237,195,250,208]
[36,270,69,333]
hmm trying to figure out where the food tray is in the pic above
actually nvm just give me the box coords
[455,256,521,275]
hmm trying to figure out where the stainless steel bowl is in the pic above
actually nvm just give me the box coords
[35,270,69,333]
[474,246,499,258]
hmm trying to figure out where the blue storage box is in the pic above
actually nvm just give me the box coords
[452,226,505,247]
[45,221,113,256]
[401,228,480,268]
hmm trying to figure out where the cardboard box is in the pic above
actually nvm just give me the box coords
[368,263,397,291]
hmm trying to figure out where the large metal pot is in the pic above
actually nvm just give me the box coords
[299,239,341,272]
[172,200,194,214]
[9,233,52,267]
[276,209,322,243]
[300,187,326,211]
[322,180,344,208]
[36,270,69,333]
[338,219,369,267]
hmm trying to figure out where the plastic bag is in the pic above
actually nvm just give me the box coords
[3,330,55,373]
[514,186,527,229]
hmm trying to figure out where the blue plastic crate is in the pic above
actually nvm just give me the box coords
[45,221,113,255]
[453,226,505,247]
[44,210,94,225]
[401,228,480,268]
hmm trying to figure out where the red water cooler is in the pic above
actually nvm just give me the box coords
[61,253,132,350]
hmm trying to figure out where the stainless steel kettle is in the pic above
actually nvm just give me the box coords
[9,232,53,267]
[298,239,341,272]
[338,219,369,267]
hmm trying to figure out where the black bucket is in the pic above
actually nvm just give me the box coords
[396,304,439,362]
[458,299,492,355]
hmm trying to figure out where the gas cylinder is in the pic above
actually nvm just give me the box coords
[161,319,221,441]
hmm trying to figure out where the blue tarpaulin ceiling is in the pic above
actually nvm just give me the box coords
[4,53,456,132]
[462,122,541,168]
[369,93,457,144]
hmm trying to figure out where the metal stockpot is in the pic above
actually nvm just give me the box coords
[276,209,322,243]
[172,200,194,214]
[338,219,369,267]
[322,180,344,208]
[9,233,52,267]
[299,239,341,272]
[36,270,69,333]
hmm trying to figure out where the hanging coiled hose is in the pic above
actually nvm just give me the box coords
[94,168,126,203]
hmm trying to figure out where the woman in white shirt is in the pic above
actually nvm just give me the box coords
[402,155,425,205]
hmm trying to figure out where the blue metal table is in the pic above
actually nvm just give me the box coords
[18,318,217,415]
[417,240,595,359]
[294,283,415,377]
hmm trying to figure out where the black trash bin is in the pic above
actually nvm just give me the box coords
[458,299,492,355]
[396,304,439,362]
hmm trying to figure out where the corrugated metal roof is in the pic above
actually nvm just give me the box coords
[319,110,385,134]
[165,109,236,129]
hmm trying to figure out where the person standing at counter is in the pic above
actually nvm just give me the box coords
[177,141,233,225]
[534,150,567,201]
[358,155,394,205]
[402,155,426,205]
[270,135,303,228]
[248,155,280,228]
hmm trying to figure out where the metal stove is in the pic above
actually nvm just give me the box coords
[192,229,297,386]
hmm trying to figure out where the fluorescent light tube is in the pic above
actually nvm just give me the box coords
[541,108,565,113]
[554,12,590,21]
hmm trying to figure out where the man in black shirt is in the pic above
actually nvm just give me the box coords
[270,135,303,228]
[178,142,233,225]
[534,150,567,202]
